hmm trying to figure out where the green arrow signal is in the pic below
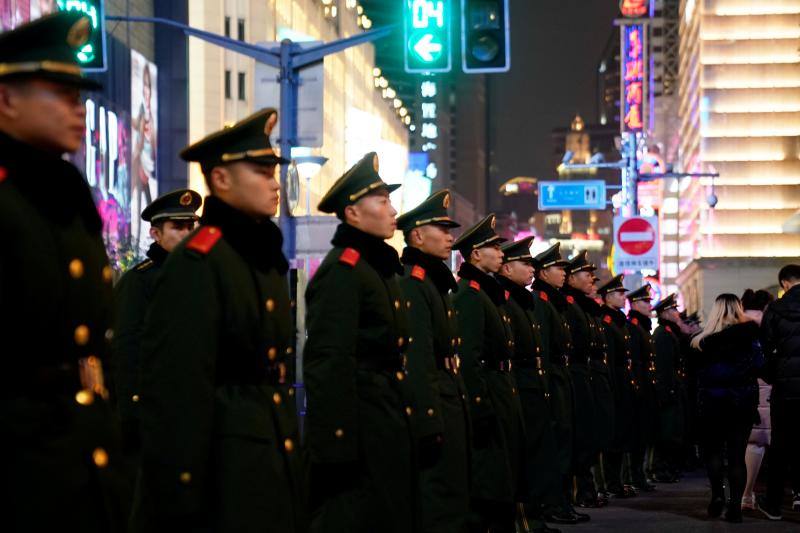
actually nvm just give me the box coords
[412,33,443,62]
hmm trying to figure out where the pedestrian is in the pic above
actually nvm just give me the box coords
[0,11,130,532]
[304,152,418,533]
[133,108,306,532]
[497,236,561,533]
[452,214,522,533]
[396,190,472,533]
[112,189,201,460]
[531,243,589,524]
[652,294,686,483]
[690,294,763,523]
[759,264,800,520]
[739,289,774,511]
[598,275,638,499]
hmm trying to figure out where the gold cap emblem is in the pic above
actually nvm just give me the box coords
[443,192,450,209]
[179,192,193,206]
[490,215,496,230]
[264,111,278,135]
[66,17,90,48]
[373,154,380,173]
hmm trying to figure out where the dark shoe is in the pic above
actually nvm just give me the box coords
[793,490,800,512]
[596,492,609,506]
[707,497,724,518]
[723,506,743,524]
[633,482,656,492]
[576,498,600,508]
[756,496,782,521]
[571,510,591,522]
[544,512,579,525]
[531,527,561,533]
[623,485,638,497]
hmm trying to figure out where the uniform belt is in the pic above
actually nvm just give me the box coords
[481,359,512,371]
[436,355,460,372]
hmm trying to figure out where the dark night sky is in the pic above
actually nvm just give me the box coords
[488,0,620,211]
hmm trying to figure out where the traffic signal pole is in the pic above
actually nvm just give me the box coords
[107,15,395,260]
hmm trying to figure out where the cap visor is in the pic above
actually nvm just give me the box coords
[8,71,103,90]
[250,154,290,165]
[432,219,461,228]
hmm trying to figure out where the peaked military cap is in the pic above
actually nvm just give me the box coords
[396,189,459,233]
[318,152,401,214]
[597,274,626,296]
[180,108,288,170]
[141,189,202,223]
[566,250,596,275]
[532,242,569,270]
[627,284,652,302]
[501,236,535,263]
[0,11,101,89]
[453,213,506,253]
[653,293,679,314]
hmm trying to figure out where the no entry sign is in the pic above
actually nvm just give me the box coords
[613,216,659,272]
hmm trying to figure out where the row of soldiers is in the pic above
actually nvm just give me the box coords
[0,11,695,533]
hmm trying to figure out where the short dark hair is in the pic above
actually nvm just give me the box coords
[741,288,774,311]
[778,264,800,285]
[200,162,216,194]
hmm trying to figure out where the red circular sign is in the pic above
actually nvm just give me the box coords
[617,218,655,255]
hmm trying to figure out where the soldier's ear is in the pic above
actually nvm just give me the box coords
[343,204,359,226]
[209,166,233,194]
[0,82,23,120]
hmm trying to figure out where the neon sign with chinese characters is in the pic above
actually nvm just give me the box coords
[621,23,646,133]
[620,0,648,18]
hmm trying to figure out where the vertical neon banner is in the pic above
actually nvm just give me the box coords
[620,23,647,134]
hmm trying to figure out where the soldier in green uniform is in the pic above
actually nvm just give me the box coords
[112,189,201,456]
[651,294,685,483]
[396,189,471,533]
[452,214,523,532]
[304,152,417,533]
[626,285,658,492]
[598,275,638,499]
[531,243,588,524]
[133,108,305,532]
[0,12,129,532]
[561,251,608,508]
[497,237,562,533]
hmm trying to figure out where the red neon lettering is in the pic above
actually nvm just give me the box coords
[625,81,643,105]
[624,105,644,130]
[620,0,648,18]
[628,29,642,60]
[625,60,643,81]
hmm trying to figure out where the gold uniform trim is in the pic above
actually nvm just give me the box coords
[414,216,454,227]
[471,235,502,250]
[505,254,533,262]
[221,147,277,162]
[0,60,83,77]
[348,180,385,202]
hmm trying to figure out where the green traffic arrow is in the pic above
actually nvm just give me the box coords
[412,33,443,62]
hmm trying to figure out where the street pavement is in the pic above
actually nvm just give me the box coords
[564,472,800,532]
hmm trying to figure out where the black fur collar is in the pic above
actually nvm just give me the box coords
[629,309,653,331]
[457,261,506,305]
[401,246,458,293]
[200,195,288,274]
[497,274,534,310]
[532,278,568,312]
[146,242,169,265]
[331,223,402,278]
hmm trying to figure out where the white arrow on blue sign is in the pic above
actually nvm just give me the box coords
[537,180,607,211]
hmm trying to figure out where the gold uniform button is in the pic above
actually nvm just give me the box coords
[447,310,453,318]
[458,338,462,346]
[68,259,84,279]
[405,406,413,416]
[74,325,90,346]
[451,338,457,347]
[288,387,295,396]
[286,347,294,355]
[265,299,275,312]
[267,347,277,361]
[105,328,114,341]
[273,392,282,405]
[394,300,401,310]
[427,408,435,417]
[335,428,344,438]
[179,472,192,484]
[102,266,113,283]
[408,337,414,345]
[75,389,94,406]
[397,337,405,348]
[132,394,140,403]
[475,396,481,404]
[406,301,411,309]
[396,371,405,381]
[284,438,294,452]
[92,447,109,468]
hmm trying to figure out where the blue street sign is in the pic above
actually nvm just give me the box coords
[538,180,607,211]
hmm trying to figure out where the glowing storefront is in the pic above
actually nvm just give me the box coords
[675,0,800,314]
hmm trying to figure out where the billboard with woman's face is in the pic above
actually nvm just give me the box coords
[131,49,158,258]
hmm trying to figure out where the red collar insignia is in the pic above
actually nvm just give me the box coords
[539,291,549,302]
[0,166,7,183]
[566,295,575,304]
[411,265,426,281]
[469,280,480,291]
[186,226,222,255]
[504,290,510,301]
[603,314,612,324]
[665,325,672,333]
[631,317,639,326]
[339,247,360,267]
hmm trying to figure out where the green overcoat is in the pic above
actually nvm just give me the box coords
[627,310,659,447]
[600,306,637,452]
[653,319,685,447]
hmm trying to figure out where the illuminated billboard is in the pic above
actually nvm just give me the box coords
[621,23,646,134]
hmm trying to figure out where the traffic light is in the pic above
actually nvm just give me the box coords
[461,0,510,73]
[58,0,107,71]
[404,0,452,73]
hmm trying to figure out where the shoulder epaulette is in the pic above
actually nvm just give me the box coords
[469,280,480,292]
[411,265,426,281]
[539,290,549,302]
[504,290,510,301]
[631,317,639,326]
[0,166,7,183]
[186,226,223,255]
[339,247,360,267]
[603,314,612,324]
[665,325,672,334]
[134,259,155,272]
[566,295,575,304]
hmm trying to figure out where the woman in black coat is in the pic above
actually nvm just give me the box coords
[691,294,764,523]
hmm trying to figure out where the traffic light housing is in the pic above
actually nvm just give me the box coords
[404,0,452,73]
[461,0,510,73]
